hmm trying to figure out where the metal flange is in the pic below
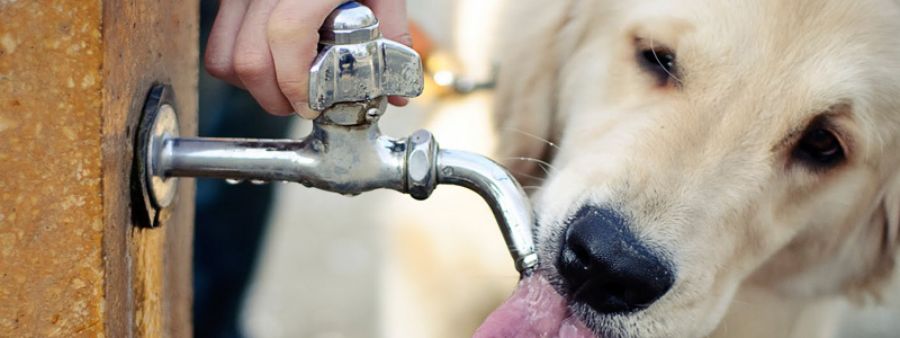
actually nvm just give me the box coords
[133,84,180,227]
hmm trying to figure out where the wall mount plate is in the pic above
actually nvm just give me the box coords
[132,83,180,228]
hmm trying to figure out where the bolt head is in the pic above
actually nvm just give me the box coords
[319,2,380,44]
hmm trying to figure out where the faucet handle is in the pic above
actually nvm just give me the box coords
[309,1,424,112]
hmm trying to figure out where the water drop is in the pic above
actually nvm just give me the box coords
[250,180,268,185]
[225,178,243,185]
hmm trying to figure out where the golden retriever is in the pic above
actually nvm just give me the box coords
[475,0,900,337]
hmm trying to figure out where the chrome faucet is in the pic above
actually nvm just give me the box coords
[137,1,537,273]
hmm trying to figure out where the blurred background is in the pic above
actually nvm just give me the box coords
[194,1,900,338]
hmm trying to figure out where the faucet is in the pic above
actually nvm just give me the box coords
[136,1,537,274]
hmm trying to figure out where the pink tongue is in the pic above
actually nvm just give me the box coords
[473,274,596,338]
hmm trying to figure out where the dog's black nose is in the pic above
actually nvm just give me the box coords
[557,206,675,314]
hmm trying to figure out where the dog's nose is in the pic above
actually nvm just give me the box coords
[557,206,675,314]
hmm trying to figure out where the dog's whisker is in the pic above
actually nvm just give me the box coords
[505,157,557,175]
[510,170,547,183]
[530,160,556,175]
[504,127,561,151]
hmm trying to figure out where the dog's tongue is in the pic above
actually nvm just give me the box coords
[473,274,595,338]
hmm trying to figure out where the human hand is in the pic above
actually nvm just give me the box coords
[205,0,410,118]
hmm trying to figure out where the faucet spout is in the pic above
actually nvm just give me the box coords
[148,119,538,273]
[436,150,538,273]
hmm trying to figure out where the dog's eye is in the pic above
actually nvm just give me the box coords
[638,48,677,85]
[792,126,845,169]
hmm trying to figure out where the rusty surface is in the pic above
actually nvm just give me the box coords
[102,0,198,337]
[0,1,106,337]
[0,0,197,337]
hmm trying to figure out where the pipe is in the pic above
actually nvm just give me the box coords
[139,1,538,275]
[153,124,408,196]
[437,150,538,273]
[157,138,312,181]
[150,128,538,273]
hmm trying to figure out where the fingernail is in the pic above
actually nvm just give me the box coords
[294,102,320,119]
[388,96,409,107]
[399,33,414,47]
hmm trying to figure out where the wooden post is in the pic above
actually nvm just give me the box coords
[0,1,198,336]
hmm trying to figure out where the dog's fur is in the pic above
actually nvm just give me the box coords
[493,0,900,337]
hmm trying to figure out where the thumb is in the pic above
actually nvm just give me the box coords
[365,0,412,106]
[365,0,411,47]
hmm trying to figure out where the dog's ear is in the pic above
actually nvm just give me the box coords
[492,0,580,187]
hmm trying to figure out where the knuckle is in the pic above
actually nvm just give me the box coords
[232,52,271,80]
[204,54,233,78]
[277,78,308,100]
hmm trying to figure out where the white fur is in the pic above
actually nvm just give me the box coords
[494,0,900,336]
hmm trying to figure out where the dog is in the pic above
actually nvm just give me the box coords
[476,0,900,337]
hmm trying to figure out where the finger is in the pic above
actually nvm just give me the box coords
[205,0,250,87]
[268,0,345,119]
[388,96,409,106]
[233,0,294,115]
[367,0,413,107]
[365,0,411,46]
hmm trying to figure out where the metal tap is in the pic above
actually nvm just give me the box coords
[137,1,537,273]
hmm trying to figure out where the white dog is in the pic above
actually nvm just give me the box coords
[476,0,900,337]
